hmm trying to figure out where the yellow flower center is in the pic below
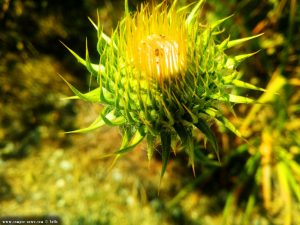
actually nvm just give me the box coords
[137,34,183,80]
[124,3,187,82]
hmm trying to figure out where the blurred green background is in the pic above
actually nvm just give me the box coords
[0,0,299,224]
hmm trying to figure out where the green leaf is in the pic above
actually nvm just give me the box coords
[216,116,243,138]
[88,16,113,47]
[282,161,300,202]
[204,108,243,138]
[241,193,256,225]
[221,192,236,225]
[183,104,198,123]
[85,39,98,78]
[228,94,255,104]
[60,41,104,72]
[119,127,132,149]
[232,80,266,92]
[222,71,239,83]
[115,130,145,154]
[66,115,104,134]
[66,110,117,133]
[170,0,178,11]
[210,93,255,104]
[174,123,195,174]
[185,0,205,26]
[60,73,114,105]
[195,120,219,158]
[227,33,263,49]
[204,107,218,117]
[101,112,126,126]
[88,16,97,30]
[276,162,292,224]
[63,87,101,102]
[211,15,234,30]
[99,84,115,105]
[160,99,175,125]
[177,2,195,13]
[59,74,96,102]
[217,36,230,50]
[234,51,260,63]
[60,41,86,65]
[125,0,129,15]
[160,130,171,180]
[146,133,156,161]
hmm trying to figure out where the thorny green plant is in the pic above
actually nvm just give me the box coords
[61,0,263,180]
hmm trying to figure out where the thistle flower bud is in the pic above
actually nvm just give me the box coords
[61,0,263,178]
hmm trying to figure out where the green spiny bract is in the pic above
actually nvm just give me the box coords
[61,0,263,178]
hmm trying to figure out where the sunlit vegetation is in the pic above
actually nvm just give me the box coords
[1,0,299,224]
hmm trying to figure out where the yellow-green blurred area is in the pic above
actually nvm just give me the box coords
[0,0,300,224]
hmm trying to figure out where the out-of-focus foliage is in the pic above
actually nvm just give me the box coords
[0,55,74,159]
[199,0,300,224]
[0,0,299,225]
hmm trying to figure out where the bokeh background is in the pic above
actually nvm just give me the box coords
[0,0,299,224]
